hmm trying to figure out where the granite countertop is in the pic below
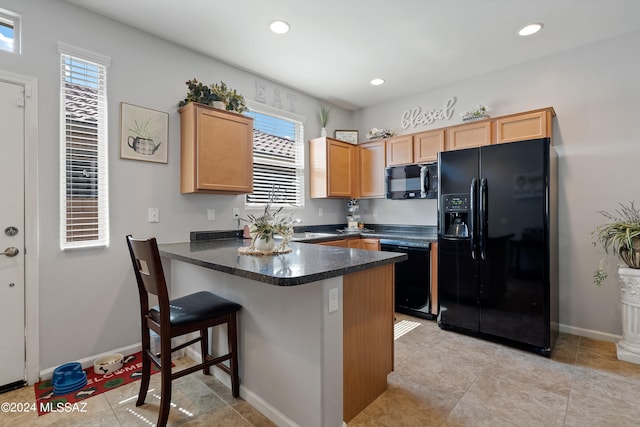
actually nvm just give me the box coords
[158,238,407,287]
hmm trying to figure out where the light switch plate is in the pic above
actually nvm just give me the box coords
[148,208,159,223]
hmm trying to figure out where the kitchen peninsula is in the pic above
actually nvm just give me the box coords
[158,233,406,426]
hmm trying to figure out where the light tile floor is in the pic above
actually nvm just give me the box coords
[1,314,639,426]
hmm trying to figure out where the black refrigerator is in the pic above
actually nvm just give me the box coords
[437,138,558,356]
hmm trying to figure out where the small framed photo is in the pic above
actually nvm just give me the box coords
[120,102,169,163]
[334,130,359,145]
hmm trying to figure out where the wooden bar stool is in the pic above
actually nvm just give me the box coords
[126,235,241,427]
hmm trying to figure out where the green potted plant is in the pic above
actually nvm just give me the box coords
[319,104,332,137]
[226,88,248,114]
[178,79,247,113]
[592,201,640,364]
[592,201,640,285]
[178,78,213,107]
[210,81,230,109]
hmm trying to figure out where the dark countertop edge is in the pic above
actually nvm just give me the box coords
[159,248,407,286]
[191,223,438,244]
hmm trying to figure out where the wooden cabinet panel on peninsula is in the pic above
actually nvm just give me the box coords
[446,120,491,151]
[358,140,385,198]
[179,102,254,194]
[309,137,359,198]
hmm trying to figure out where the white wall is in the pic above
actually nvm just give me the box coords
[3,0,636,370]
[1,0,351,370]
[355,30,640,337]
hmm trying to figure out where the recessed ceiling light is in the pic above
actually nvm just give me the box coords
[370,78,385,86]
[519,23,543,36]
[270,20,290,34]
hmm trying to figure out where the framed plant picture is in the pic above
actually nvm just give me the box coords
[334,130,359,145]
[120,102,169,163]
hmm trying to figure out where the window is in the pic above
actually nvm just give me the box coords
[245,107,304,207]
[58,42,110,249]
[0,8,20,54]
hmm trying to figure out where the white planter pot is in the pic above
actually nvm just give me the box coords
[254,236,275,252]
[616,266,640,364]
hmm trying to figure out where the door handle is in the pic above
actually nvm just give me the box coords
[479,178,488,260]
[470,178,477,259]
[1,247,19,257]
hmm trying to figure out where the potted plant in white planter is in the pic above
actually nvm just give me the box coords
[241,187,294,253]
[592,201,640,363]
[319,105,331,137]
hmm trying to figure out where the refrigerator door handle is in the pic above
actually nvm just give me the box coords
[479,177,488,260]
[470,178,477,259]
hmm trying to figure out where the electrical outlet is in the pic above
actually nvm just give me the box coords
[373,209,379,218]
[318,208,323,217]
[329,288,339,313]
[207,209,215,221]
[148,208,159,223]
[232,208,240,219]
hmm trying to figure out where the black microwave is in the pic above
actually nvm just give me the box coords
[385,163,438,200]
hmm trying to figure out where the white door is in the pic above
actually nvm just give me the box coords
[0,80,26,388]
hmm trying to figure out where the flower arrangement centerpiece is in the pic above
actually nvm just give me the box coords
[239,187,294,255]
[367,128,396,140]
[460,104,491,122]
[592,201,640,285]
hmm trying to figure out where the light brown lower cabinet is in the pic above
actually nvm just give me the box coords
[317,239,349,247]
[321,238,380,250]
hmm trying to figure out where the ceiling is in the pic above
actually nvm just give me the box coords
[65,0,640,110]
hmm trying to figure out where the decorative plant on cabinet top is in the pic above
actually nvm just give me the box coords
[178,78,247,114]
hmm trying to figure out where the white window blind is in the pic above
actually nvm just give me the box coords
[245,109,304,207]
[58,42,110,249]
[0,8,20,54]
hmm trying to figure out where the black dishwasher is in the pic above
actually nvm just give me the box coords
[380,241,434,320]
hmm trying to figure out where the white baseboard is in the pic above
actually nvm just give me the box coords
[185,347,298,427]
[39,343,141,381]
[558,323,621,343]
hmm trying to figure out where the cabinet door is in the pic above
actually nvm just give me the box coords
[359,141,385,198]
[413,129,445,163]
[361,238,380,251]
[186,104,253,193]
[327,139,357,197]
[317,239,348,247]
[385,135,413,166]
[495,110,551,144]
[446,121,491,151]
[347,239,362,249]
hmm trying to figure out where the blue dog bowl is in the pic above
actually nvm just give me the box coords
[52,362,87,395]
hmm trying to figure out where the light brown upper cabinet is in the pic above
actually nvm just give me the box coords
[358,140,386,198]
[309,137,359,198]
[413,129,445,163]
[446,120,492,151]
[386,130,444,166]
[385,135,414,166]
[179,102,254,194]
[494,108,555,144]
